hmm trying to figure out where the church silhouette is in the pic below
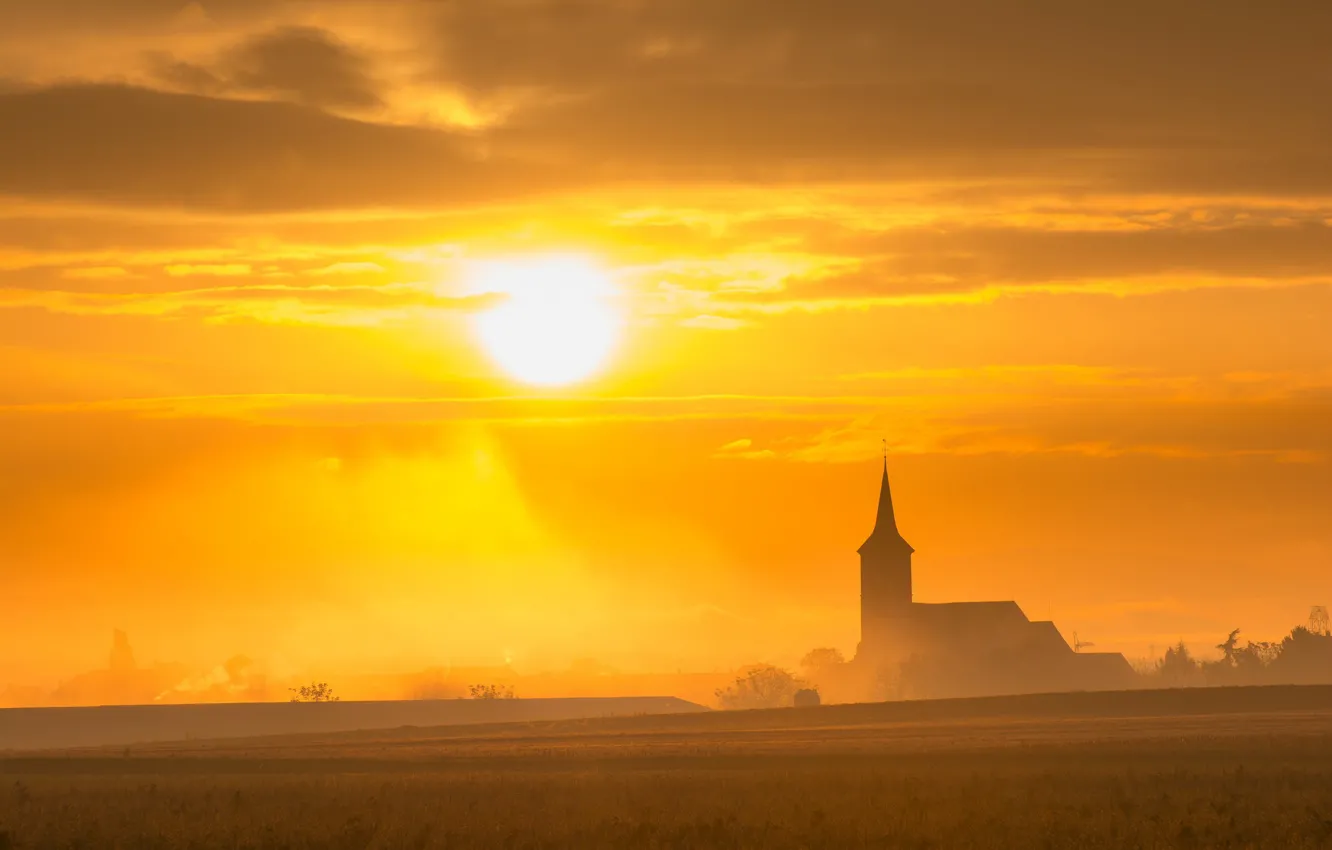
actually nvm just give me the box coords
[855,459,1135,698]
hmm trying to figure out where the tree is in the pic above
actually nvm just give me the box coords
[1216,629,1242,667]
[800,647,846,672]
[1234,640,1279,675]
[1270,626,1332,683]
[715,665,804,710]
[289,682,339,703]
[469,684,516,700]
[1157,641,1199,685]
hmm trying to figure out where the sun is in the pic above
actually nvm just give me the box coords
[468,256,622,386]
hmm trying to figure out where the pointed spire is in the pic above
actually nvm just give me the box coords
[859,448,914,554]
[876,455,897,532]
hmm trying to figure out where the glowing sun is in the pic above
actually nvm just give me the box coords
[468,256,622,386]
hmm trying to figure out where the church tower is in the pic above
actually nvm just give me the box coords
[858,458,915,657]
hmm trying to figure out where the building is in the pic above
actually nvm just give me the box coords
[856,459,1135,698]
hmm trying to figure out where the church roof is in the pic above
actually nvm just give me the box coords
[909,601,1029,637]
[859,459,915,555]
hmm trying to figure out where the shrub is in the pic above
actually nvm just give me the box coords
[469,684,516,700]
[715,665,804,710]
[289,683,339,703]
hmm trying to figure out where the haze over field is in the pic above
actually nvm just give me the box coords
[7,688,1332,849]
[3,1,1331,695]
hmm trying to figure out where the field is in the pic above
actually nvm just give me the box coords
[4,687,1332,849]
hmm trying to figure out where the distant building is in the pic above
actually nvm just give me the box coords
[856,460,1135,698]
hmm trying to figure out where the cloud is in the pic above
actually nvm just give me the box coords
[847,221,1332,284]
[0,282,502,326]
[0,0,317,37]
[0,84,558,211]
[752,420,1332,466]
[697,219,1332,309]
[713,437,776,460]
[149,26,384,110]
[681,314,746,330]
[304,262,385,277]
[425,0,1332,195]
[226,26,382,109]
[62,266,132,280]
[5,0,1332,212]
[165,264,252,277]
[4,368,1327,462]
[145,55,228,95]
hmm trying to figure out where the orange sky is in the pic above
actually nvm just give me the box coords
[2,1,1331,690]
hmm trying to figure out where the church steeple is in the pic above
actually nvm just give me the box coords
[859,456,914,555]
[858,453,915,655]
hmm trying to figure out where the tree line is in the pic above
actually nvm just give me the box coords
[1152,623,1332,687]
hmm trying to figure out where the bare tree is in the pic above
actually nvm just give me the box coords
[799,647,846,672]
[715,665,804,710]
[289,682,339,703]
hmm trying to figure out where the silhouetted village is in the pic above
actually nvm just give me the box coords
[3,463,1330,712]
[725,461,1331,708]
[853,459,1136,697]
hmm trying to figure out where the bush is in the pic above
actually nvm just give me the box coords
[289,683,339,703]
[715,665,804,710]
[469,684,516,700]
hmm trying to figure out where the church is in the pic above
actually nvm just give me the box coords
[855,459,1135,698]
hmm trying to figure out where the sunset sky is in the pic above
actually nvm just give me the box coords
[3,1,1331,691]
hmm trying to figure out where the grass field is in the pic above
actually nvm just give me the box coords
[4,686,1332,848]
